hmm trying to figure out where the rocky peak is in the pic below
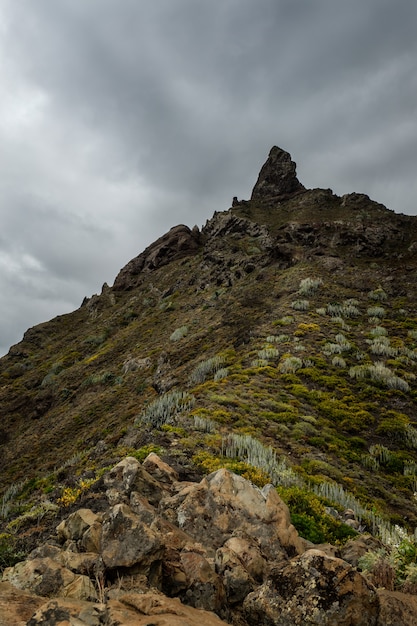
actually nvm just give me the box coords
[250,146,305,201]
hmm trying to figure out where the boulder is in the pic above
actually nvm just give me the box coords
[113,224,201,290]
[377,589,417,626]
[104,456,164,506]
[2,557,97,601]
[101,503,163,570]
[0,581,44,626]
[341,533,384,567]
[160,468,304,559]
[142,451,179,487]
[215,544,256,605]
[27,597,105,626]
[243,549,379,625]
[179,551,227,616]
[106,590,230,626]
[56,508,101,550]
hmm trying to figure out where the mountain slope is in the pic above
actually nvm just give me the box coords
[1,146,417,553]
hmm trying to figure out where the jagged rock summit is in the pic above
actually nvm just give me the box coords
[250,145,306,201]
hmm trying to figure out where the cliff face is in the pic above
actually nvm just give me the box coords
[1,146,417,624]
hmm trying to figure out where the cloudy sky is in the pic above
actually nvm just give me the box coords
[0,0,416,356]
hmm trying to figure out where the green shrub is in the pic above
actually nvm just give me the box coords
[291,299,309,312]
[349,362,409,392]
[277,486,357,544]
[189,356,225,384]
[0,534,26,572]
[298,277,323,297]
[214,367,229,381]
[170,325,188,341]
[368,287,388,302]
[136,391,195,428]
[278,356,303,374]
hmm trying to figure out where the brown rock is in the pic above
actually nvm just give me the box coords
[377,589,417,626]
[2,557,97,601]
[142,451,179,487]
[106,590,229,626]
[161,469,304,560]
[179,551,227,616]
[104,456,164,506]
[222,534,267,581]
[56,508,101,545]
[243,549,379,625]
[27,597,105,626]
[215,545,256,604]
[0,581,44,626]
[101,503,163,570]
[341,533,384,568]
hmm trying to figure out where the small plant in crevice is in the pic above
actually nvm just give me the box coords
[192,415,217,433]
[359,537,417,592]
[0,480,26,520]
[367,306,386,320]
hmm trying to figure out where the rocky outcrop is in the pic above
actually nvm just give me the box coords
[113,224,202,290]
[250,146,305,201]
[3,453,417,625]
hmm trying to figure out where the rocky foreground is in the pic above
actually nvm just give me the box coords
[1,453,417,625]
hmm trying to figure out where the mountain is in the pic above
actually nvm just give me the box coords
[1,146,417,624]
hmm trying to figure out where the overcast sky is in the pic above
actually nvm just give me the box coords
[1,0,416,356]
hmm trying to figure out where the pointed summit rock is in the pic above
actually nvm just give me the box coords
[250,146,305,200]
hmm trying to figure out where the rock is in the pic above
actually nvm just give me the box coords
[142,451,179,487]
[27,597,105,626]
[30,544,100,576]
[4,455,417,625]
[104,456,164,506]
[179,551,227,616]
[377,589,417,626]
[56,508,101,546]
[250,146,305,201]
[341,533,384,568]
[106,590,230,626]
[215,544,256,605]
[101,503,163,570]
[113,224,201,290]
[243,548,379,625]
[161,469,304,560]
[0,581,44,626]
[221,534,267,582]
[2,557,97,601]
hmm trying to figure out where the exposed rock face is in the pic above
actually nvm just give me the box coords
[4,453,416,625]
[250,146,305,201]
[113,224,201,290]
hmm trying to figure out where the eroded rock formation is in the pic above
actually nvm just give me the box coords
[2,454,417,625]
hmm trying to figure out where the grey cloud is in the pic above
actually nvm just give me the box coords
[0,0,416,354]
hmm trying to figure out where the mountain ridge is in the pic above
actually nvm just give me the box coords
[1,146,417,623]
